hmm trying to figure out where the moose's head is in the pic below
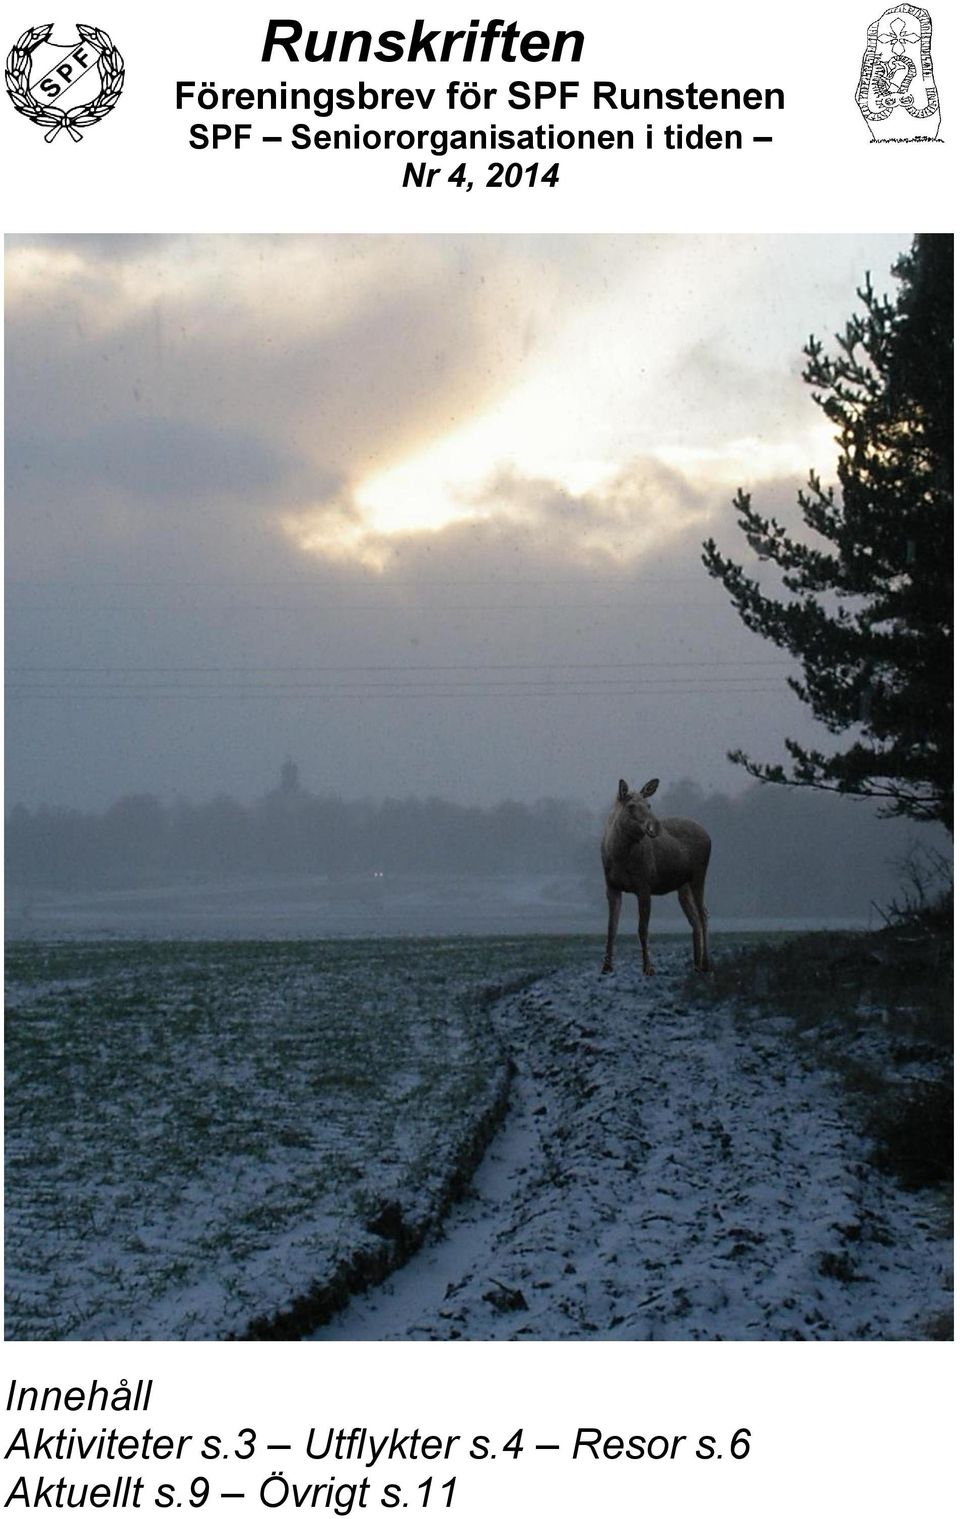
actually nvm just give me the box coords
[617,777,661,837]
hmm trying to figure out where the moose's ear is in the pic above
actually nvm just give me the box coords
[640,778,660,797]
[618,779,630,801]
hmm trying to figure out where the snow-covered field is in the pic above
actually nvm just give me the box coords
[5,937,951,1341]
[7,876,600,941]
[5,937,584,1339]
[314,947,953,1341]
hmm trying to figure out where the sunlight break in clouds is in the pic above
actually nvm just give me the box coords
[5,233,913,810]
[278,233,902,558]
[7,233,908,572]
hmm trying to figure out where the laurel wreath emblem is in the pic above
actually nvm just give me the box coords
[5,22,124,141]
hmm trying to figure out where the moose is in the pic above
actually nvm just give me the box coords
[601,778,712,976]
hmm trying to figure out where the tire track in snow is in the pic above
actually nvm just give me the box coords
[312,946,951,1340]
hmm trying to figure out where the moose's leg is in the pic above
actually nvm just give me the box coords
[692,879,711,972]
[601,886,622,973]
[637,889,654,975]
[677,882,704,970]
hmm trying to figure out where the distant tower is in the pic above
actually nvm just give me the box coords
[279,757,301,795]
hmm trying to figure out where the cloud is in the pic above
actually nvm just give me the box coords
[462,456,713,545]
[4,233,913,810]
[5,234,578,576]
[9,233,183,263]
[661,337,813,446]
[8,418,301,504]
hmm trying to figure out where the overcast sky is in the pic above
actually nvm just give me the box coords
[5,232,911,811]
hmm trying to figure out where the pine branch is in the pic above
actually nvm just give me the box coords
[702,236,953,831]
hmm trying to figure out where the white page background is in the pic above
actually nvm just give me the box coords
[3,0,957,232]
[2,2,954,1514]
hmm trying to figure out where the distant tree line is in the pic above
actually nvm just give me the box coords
[5,769,943,919]
[5,777,596,888]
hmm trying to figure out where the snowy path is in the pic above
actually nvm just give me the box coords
[313,946,951,1340]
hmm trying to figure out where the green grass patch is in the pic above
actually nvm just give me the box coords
[5,935,592,1340]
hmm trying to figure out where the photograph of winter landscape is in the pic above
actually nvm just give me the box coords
[4,232,952,1340]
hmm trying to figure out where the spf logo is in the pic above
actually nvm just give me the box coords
[6,22,124,141]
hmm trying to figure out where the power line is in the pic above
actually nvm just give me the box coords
[8,599,722,614]
[7,684,793,703]
[8,683,792,694]
[6,658,792,674]
[7,573,711,587]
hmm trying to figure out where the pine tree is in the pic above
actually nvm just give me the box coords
[702,235,953,831]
